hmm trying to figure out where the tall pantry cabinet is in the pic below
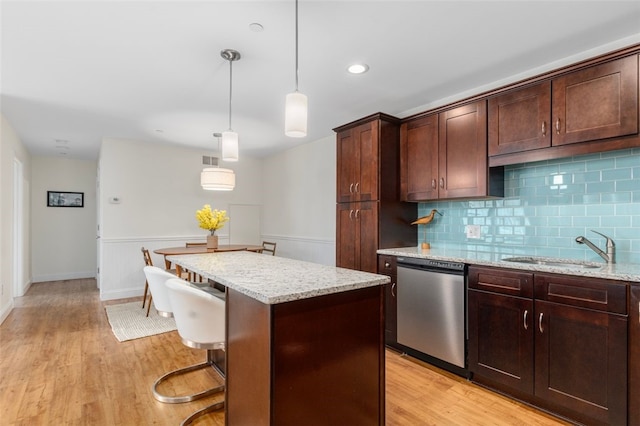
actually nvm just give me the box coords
[334,113,416,273]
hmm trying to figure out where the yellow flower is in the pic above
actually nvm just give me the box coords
[195,204,229,235]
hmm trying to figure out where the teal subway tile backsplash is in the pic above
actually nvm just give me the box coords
[417,149,640,263]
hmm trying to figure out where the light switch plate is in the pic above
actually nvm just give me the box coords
[466,225,481,239]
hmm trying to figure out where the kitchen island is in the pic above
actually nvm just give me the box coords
[167,251,389,426]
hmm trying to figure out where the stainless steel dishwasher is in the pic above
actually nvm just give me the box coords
[396,256,466,372]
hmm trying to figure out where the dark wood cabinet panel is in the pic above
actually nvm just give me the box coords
[535,300,628,425]
[488,82,551,155]
[400,100,502,201]
[469,265,629,425]
[552,55,638,146]
[439,100,490,199]
[378,255,398,346]
[336,201,378,273]
[336,121,379,203]
[468,289,534,394]
[335,114,416,274]
[630,284,640,425]
[400,114,439,201]
[468,265,533,298]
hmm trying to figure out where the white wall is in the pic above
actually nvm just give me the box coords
[0,114,32,324]
[30,157,97,282]
[261,135,336,265]
[98,138,263,300]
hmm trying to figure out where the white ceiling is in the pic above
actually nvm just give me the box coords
[2,1,640,161]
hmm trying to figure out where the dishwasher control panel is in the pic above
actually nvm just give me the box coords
[397,257,465,273]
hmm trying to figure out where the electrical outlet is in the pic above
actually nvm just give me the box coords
[466,225,481,239]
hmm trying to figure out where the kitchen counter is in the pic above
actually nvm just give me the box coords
[168,250,387,425]
[167,250,389,304]
[378,244,640,282]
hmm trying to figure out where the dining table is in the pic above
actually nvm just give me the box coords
[154,244,264,269]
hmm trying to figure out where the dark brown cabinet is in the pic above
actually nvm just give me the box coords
[488,81,551,156]
[378,255,398,347]
[400,114,439,201]
[337,119,379,203]
[630,284,640,426]
[335,114,416,274]
[489,54,639,158]
[468,267,534,394]
[336,201,377,273]
[469,266,629,425]
[400,100,503,201]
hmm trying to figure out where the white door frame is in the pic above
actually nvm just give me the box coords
[13,157,24,297]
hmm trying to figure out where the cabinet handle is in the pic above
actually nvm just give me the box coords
[523,310,528,330]
[349,183,354,194]
[355,182,359,193]
[384,262,390,268]
[391,282,396,297]
[355,209,360,219]
[555,118,561,135]
[439,178,444,189]
[541,121,546,137]
[538,313,544,333]
[349,209,354,220]
[431,179,437,189]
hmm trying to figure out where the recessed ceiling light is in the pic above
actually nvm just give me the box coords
[347,64,369,74]
[249,23,264,32]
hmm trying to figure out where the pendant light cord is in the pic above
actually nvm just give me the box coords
[228,59,233,130]
[295,0,299,92]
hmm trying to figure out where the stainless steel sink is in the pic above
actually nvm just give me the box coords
[501,256,602,269]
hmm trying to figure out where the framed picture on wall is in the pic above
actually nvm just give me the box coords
[47,191,84,208]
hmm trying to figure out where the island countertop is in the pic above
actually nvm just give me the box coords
[167,250,390,304]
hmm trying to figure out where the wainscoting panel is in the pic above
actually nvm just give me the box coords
[260,235,335,266]
[99,235,228,301]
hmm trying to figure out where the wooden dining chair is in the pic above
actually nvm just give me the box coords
[141,247,154,316]
[261,241,277,256]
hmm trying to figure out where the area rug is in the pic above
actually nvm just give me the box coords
[105,301,176,342]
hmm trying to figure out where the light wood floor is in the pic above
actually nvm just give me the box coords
[0,279,569,425]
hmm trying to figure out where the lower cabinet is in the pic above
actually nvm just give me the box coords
[468,266,628,425]
[630,284,640,426]
[378,255,398,347]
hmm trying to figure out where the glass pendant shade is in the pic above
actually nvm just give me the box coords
[221,130,239,161]
[200,167,235,191]
[285,91,308,138]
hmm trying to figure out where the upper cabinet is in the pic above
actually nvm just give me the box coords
[488,81,551,156]
[401,100,504,202]
[552,55,638,146]
[489,53,639,163]
[337,120,379,203]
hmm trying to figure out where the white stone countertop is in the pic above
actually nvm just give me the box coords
[378,245,640,283]
[167,251,390,304]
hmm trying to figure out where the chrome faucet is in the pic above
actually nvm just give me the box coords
[575,230,615,264]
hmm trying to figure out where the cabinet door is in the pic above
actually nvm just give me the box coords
[534,300,627,425]
[400,114,439,201]
[336,121,379,203]
[356,122,379,202]
[630,284,640,426]
[438,100,488,199]
[552,54,638,146]
[488,82,551,156]
[468,289,534,394]
[378,255,398,346]
[357,201,378,273]
[337,129,360,203]
[336,203,358,270]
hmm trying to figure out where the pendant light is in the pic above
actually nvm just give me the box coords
[285,0,307,138]
[201,133,236,191]
[221,49,240,161]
